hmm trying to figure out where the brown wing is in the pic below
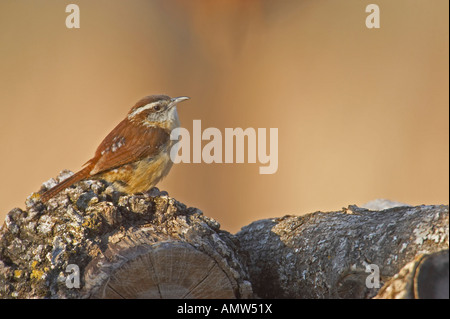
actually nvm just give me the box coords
[86,119,170,176]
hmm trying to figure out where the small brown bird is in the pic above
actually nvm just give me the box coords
[41,95,189,203]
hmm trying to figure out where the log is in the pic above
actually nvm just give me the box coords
[0,170,253,299]
[0,170,448,299]
[236,204,449,298]
[374,249,449,299]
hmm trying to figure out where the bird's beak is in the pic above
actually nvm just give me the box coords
[169,96,190,108]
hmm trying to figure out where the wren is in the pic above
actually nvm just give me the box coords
[41,95,189,203]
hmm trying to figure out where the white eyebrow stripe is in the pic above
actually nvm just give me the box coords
[128,101,159,119]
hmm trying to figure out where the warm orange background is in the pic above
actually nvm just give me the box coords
[0,0,448,233]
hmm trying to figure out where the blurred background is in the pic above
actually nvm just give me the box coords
[0,0,448,233]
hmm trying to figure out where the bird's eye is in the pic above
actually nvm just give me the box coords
[153,104,161,111]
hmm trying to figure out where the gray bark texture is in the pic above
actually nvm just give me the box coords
[0,170,448,299]
[236,205,449,299]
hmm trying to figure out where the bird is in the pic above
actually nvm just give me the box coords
[40,94,189,203]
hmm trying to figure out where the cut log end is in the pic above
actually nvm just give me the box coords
[83,234,246,299]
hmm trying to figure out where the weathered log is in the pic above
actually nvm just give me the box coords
[0,170,253,299]
[236,204,449,299]
[1,170,448,299]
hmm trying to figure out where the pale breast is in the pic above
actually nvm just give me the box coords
[97,150,174,194]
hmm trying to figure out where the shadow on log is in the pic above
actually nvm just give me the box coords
[374,249,449,299]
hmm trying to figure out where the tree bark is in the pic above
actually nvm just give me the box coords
[0,171,252,298]
[0,170,448,299]
[236,204,449,299]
